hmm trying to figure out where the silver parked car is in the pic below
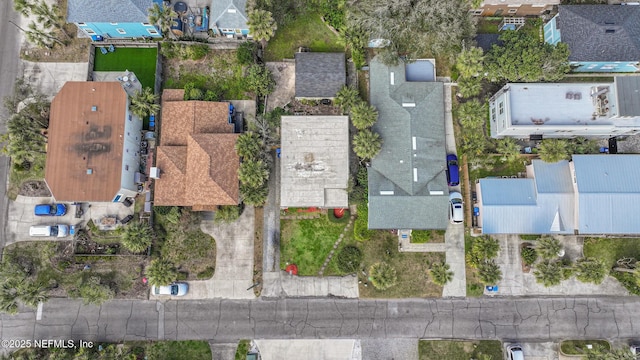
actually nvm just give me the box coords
[151,282,189,296]
[449,192,464,224]
[507,344,524,360]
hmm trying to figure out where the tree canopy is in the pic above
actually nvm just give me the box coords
[486,30,570,82]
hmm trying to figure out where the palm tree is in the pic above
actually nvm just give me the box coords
[430,262,454,286]
[455,100,485,129]
[574,258,607,285]
[19,281,48,308]
[121,222,153,253]
[350,103,378,130]
[247,9,277,48]
[539,139,570,163]
[239,159,269,188]
[32,0,70,39]
[533,260,563,287]
[335,86,361,114]
[457,76,482,98]
[0,280,20,315]
[13,0,33,17]
[148,3,178,39]
[456,46,484,79]
[477,260,502,285]
[496,138,521,163]
[353,129,382,160]
[240,184,269,206]
[369,262,397,290]
[129,88,160,119]
[467,236,500,267]
[146,259,178,287]
[536,237,563,260]
[235,132,263,160]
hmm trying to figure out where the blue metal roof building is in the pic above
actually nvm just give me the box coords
[67,0,163,39]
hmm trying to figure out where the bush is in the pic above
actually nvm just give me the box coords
[214,205,242,223]
[336,246,363,273]
[196,267,215,279]
[154,206,173,215]
[369,262,397,290]
[354,203,374,241]
[185,44,209,60]
[237,41,258,65]
[121,222,152,253]
[146,259,178,286]
[521,247,537,266]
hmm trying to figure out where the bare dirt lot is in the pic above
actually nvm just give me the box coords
[19,180,51,197]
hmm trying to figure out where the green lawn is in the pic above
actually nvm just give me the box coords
[476,19,501,34]
[235,340,250,360]
[469,155,528,184]
[583,237,640,267]
[419,340,503,360]
[280,214,346,275]
[411,230,446,243]
[93,47,158,89]
[560,340,610,355]
[264,11,344,61]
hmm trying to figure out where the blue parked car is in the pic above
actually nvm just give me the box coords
[34,203,67,216]
[446,154,460,186]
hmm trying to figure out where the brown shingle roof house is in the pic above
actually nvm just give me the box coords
[154,89,240,210]
[45,82,142,202]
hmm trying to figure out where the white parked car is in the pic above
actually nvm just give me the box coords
[152,282,189,296]
[449,192,464,224]
[507,344,524,360]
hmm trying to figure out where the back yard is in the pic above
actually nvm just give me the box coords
[264,11,343,61]
[93,46,158,88]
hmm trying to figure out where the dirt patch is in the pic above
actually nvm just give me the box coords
[22,27,91,63]
[19,180,51,197]
[253,207,264,297]
[265,62,295,111]
[289,99,343,116]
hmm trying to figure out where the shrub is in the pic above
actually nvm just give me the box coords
[154,206,172,215]
[369,262,397,290]
[185,44,209,60]
[121,222,152,253]
[196,267,215,279]
[214,205,242,223]
[146,259,178,286]
[354,203,374,241]
[237,41,258,65]
[521,247,537,266]
[336,246,363,273]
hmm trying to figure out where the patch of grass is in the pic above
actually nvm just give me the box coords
[280,216,346,275]
[411,230,445,244]
[144,341,211,360]
[520,234,541,241]
[196,267,215,279]
[8,154,46,200]
[419,340,502,360]
[328,209,350,223]
[469,155,527,184]
[561,76,615,83]
[476,19,501,34]
[235,340,250,360]
[465,234,485,297]
[264,11,343,61]
[93,47,158,88]
[583,237,640,267]
[560,340,610,355]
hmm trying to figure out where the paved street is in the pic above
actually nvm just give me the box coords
[2,297,639,347]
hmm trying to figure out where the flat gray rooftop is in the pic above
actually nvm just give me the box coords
[280,116,349,208]
[405,59,435,82]
[506,83,616,126]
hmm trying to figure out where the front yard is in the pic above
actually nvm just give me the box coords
[419,340,503,360]
[264,11,343,61]
[14,340,211,359]
[583,237,640,295]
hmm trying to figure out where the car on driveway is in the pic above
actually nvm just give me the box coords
[449,192,463,224]
[151,282,189,296]
[35,203,67,216]
[507,344,524,360]
[631,344,640,356]
[446,154,459,186]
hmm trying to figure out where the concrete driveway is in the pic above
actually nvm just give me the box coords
[7,195,133,243]
[255,339,361,360]
[164,206,256,300]
[492,235,629,296]
[22,60,89,97]
[513,342,559,360]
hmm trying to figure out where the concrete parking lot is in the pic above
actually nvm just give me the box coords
[7,195,134,243]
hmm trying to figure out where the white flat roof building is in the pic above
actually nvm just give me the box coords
[489,77,640,138]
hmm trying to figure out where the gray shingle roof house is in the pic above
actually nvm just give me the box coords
[67,0,154,23]
[543,5,640,72]
[280,116,349,208]
[478,155,640,235]
[367,57,449,230]
[295,53,346,99]
[210,0,250,37]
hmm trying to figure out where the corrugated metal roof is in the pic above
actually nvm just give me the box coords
[578,193,640,234]
[479,179,537,205]
[615,77,640,117]
[532,160,574,193]
[573,154,640,193]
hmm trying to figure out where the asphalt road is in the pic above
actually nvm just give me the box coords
[1,297,639,346]
[0,1,22,257]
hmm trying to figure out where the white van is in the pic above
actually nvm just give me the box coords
[29,225,69,238]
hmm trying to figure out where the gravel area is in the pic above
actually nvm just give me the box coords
[361,339,418,360]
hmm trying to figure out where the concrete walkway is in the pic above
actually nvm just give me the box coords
[261,271,359,298]
[255,339,361,360]
[209,342,237,360]
[158,206,256,300]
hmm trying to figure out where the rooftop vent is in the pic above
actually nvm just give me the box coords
[380,190,394,195]
[605,29,616,33]
[227,8,236,13]
[91,106,97,112]
[150,167,161,179]
[86,168,93,175]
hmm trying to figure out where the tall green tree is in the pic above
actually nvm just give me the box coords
[247,9,277,48]
[129,87,160,118]
[148,4,178,39]
[369,262,397,290]
[353,129,382,160]
[496,138,521,163]
[477,260,502,285]
[539,139,571,163]
[32,0,70,39]
[335,85,361,114]
[430,262,454,286]
[534,260,563,287]
[467,236,500,268]
[121,222,153,253]
[456,47,484,78]
[350,103,378,130]
[245,64,275,97]
[146,259,178,287]
[456,100,486,130]
[235,132,263,160]
[13,0,33,17]
[457,76,482,98]
[536,236,563,260]
[574,258,607,285]
[239,159,269,188]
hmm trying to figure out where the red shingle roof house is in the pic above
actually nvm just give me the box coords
[45,82,142,202]
[154,90,240,211]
